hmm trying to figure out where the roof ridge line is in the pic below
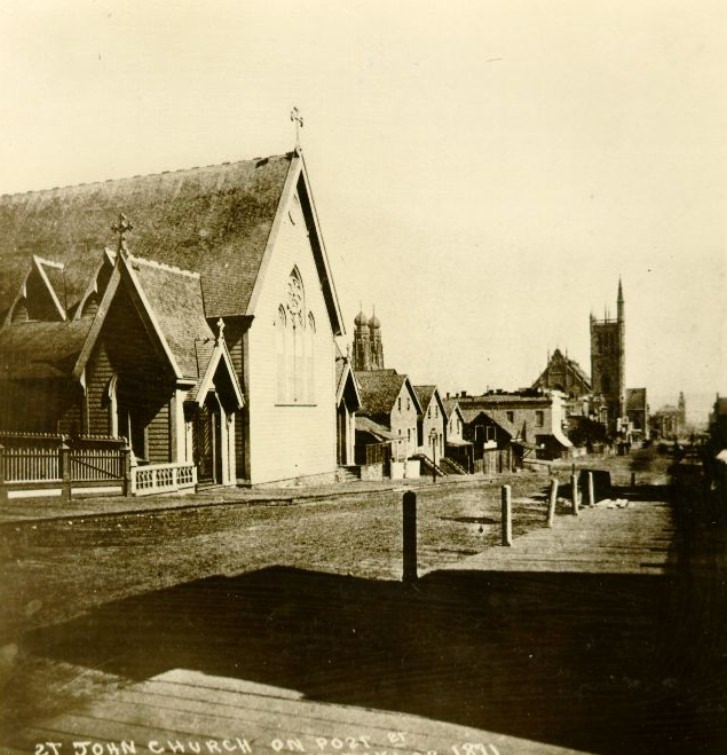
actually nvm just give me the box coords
[127,253,200,279]
[0,152,294,199]
[33,255,65,270]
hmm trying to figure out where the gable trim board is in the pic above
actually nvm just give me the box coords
[245,150,344,336]
[73,254,189,385]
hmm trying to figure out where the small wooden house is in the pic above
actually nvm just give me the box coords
[354,369,422,461]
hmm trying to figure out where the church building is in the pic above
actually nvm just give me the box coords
[0,148,346,486]
[590,280,626,433]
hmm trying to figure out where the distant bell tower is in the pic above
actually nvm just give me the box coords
[369,309,384,369]
[352,309,371,371]
[590,279,626,434]
[678,391,686,431]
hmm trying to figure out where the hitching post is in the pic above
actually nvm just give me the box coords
[571,473,579,515]
[501,484,513,546]
[547,477,558,527]
[587,471,595,507]
[402,491,418,582]
[631,472,636,488]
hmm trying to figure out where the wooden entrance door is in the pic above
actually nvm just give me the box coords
[193,398,222,483]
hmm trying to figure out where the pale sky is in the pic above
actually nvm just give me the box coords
[1,0,725,421]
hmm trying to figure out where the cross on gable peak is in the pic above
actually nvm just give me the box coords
[111,213,134,254]
[290,106,304,150]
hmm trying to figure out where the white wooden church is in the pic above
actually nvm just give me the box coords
[0,148,353,488]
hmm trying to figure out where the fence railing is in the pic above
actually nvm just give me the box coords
[0,433,198,502]
[131,462,197,496]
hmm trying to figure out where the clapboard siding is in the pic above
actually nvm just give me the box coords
[246,185,336,484]
[86,339,114,436]
[147,400,170,463]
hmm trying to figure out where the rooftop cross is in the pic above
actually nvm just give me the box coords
[290,106,304,150]
[111,213,134,254]
[216,317,226,343]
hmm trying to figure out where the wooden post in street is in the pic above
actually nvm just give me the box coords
[547,477,558,527]
[631,472,636,488]
[501,484,512,546]
[587,471,595,506]
[402,491,418,582]
[571,473,579,515]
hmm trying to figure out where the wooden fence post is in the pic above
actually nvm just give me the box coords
[122,442,133,497]
[501,484,513,546]
[0,444,7,504]
[571,473,579,515]
[402,491,418,583]
[587,471,595,506]
[60,442,72,503]
[547,477,558,527]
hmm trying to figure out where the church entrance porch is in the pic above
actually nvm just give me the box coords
[192,396,223,485]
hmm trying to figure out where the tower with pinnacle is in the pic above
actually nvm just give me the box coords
[352,308,385,371]
[590,280,625,434]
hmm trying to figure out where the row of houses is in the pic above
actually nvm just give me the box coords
[0,146,586,499]
[344,311,576,480]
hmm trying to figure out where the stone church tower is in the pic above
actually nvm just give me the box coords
[352,308,385,371]
[590,280,625,434]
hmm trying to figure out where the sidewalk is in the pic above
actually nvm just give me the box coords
[0,471,536,525]
[437,497,677,575]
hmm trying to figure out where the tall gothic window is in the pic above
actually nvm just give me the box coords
[276,268,316,404]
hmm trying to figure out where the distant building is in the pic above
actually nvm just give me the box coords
[651,392,687,439]
[590,280,626,433]
[532,348,591,399]
[352,309,384,371]
[413,385,446,458]
[354,369,421,460]
[442,397,475,472]
[457,390,573,461]
[625,387,649,439]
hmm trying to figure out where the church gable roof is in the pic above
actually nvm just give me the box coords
[127,256,213,380]
[533,348,591,392]
[0,153,294,318]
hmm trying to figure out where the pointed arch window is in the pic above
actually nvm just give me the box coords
[276,268,317,405]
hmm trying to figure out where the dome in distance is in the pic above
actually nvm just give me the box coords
[354,310,369,328]
[369,312,381,329]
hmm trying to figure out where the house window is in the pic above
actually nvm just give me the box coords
[506,411,514,423]
[407,398,411,411]
[535,410,544,427]
[398,397,402,412]
[407,428,411,443]
[434,405,438,419]
[427,407,431,419]
[486,426,496,441]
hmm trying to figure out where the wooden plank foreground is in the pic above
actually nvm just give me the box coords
[436,499,675,575]
[5,668,589,755]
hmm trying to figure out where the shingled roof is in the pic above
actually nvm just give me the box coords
[128,255,215,380]
[0,319,92,379]
[355,369,421,421]
[0,153,294,318]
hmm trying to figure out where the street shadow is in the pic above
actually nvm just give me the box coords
[23,562,725,754]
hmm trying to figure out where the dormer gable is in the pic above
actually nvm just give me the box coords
[4,256,67,327]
